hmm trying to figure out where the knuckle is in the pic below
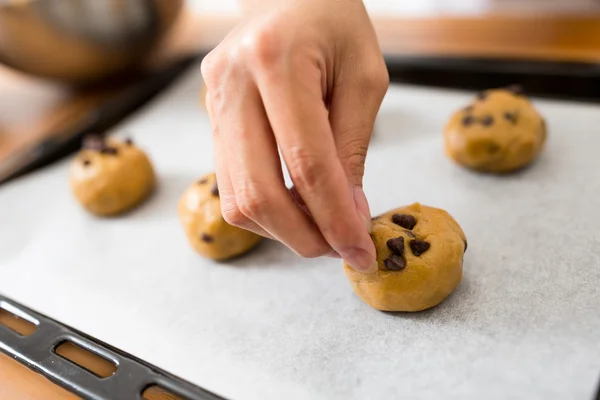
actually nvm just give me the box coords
[362,64,390,94]
[339,138,368,182]
[241,25,283,68]
[236,184,270,221]
[287,148,328,191]
[221,202,249,228]
[200,51,222,85]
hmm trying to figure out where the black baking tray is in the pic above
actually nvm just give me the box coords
[0,294,227,400]
[385,55,600,102]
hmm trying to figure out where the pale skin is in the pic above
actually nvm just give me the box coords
[201,0,389,272]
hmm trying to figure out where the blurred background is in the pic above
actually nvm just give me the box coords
[0,0,599,184]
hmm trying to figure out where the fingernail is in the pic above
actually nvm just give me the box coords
[343,247,377,273]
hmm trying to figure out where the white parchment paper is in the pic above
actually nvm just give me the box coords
[1,66,599,400]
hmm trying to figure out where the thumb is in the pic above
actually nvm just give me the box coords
[328,62,389,222]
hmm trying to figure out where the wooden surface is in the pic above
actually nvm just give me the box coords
[2,9,600,400]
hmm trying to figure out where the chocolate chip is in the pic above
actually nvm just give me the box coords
[392,214,416,230]
[410,239,430,256]
[211,182,219,197]
[462,115,475,126]
[404,229,416,239]
[481,115,494,126]
[476,91,488,101]
[504,112,518,124]
[100,147,118,156]
[463,239,468,253]
[82,159,91,166]
[386,236,405,256]
[197,178,208,185]
[506,84,524,96]
[200,233,214,243]
[124,138,134,146]
[384,254,406,271]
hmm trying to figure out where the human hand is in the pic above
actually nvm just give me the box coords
[201,0,389,272]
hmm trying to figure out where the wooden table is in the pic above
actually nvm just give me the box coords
[1,9,600,400]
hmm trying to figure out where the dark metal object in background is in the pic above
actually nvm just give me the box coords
[0,55,200,186]
[385,56,600,103]
[0,294,226,400]
[0,0,183,83]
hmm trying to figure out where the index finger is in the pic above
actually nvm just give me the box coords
[254,59,376,272]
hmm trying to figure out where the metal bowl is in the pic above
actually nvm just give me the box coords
[0,0,183,83]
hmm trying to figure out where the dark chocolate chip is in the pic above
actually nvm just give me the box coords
[197,178,208,185]
[100,147,118,156]
[462,115,475,126]
[410,239,430,256]
[200,233,214,243]
[386,236,405,256]
[506,84,525,96]
[463,239,468,253]
[82,159,91,166]
[392,214,416,230]
[211,182,219,197]
[124,138,134,146]
[476,91,488,101]
[504,112,518,124]
[404,229,416,239]
[481,115,494,126]
[384,254,406,271]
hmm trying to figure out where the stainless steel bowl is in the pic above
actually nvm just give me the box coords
[0,0,183,83]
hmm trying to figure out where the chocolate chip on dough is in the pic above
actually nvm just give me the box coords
[462,115,475,127]
[124,138,134,146]
[481,115,494,127]
[384,254,406,271]
[410,240,431,256]
[392,214,417,230]
[100,147,119,156]
[197,178,208,185]
[200,233,214,243]
[386,236,405,256]
[504,112,518,124]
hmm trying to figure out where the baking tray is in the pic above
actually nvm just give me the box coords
[0,294,224,400]
[1,65,600,399]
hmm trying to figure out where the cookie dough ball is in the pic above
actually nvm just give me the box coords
[444,85,546,173]
[178,173,262,260]
[344,203,467,312]
[70,136,155,216]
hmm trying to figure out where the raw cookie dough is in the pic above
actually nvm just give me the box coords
[444,85,547,173]
[178,173,262,260]
[344,203,467,312]
[70,136,155,216]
